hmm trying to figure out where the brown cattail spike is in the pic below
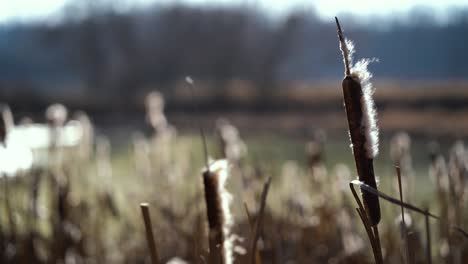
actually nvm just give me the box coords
[204,170,223,230]
[45,103,68,127]
[202,160,233,264]
[336,17,381,225]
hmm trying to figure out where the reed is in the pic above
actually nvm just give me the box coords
[396,167,410,264]
[202,160,233,264]
[140,203,160,264]
[335,17,381,226]
[249,176,272,264]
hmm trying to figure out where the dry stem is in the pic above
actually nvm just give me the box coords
[250,177,272,264]
[140,203,160,264]
[396,166,410,264]
[350,183,383,263]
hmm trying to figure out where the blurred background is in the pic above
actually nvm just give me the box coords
[1,0,468,263]
[1,0,468,137]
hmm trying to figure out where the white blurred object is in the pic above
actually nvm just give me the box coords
[9,121,83,149]
[0,137,33,176]
[0,121,83,175]
[166,257,188,264]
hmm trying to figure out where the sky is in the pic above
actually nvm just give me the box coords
[0,0,467,25]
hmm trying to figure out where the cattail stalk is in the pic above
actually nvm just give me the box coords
[3,175,16,241]
[140,203,160,264]
[186,77,210,170]
[202,160,233,264]
[396,167,410,264]
[351,180,468,239]
[350,183,383,264]
[243,202,254,232]
[249,177,272,264]
[336,17,381,226]
[424,207,432,264]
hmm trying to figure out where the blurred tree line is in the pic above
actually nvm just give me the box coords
[0,2,468,102]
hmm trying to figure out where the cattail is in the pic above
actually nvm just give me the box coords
[395,213,425,263]
[216,118,247,163]
[202,159,234,264]
[140,203,160,264]
[390,132,412,170]
[429,154,451,240]
[448,141,467,201]
[333,164,352,204]
[96,136,112,184]
[74,111,94,160]
[45,103,68,155]
[305,130,327,183]
[429,150,449,194]
[390,132,414,201]
[337,208,365,256]
[336,17,381,225]
[132,132,152,180]
[145,91,168,132]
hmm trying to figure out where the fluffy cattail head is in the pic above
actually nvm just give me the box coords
[145,91,165,111]
[145,91,168,131]
[349,51,379,158]
[449,141,466,168]
[202,159,234,264]
[45,103,68,127]
[305,141,323,166]
[96,136,112,183]
[216,118,247,162]
[337,18,379,159]
[74,111,94,159]
[430,155,449,193]
[448,141,467,198]
[0,104,13,144]
[395,212,413,233]
[336,17,380,225]
[334,163,352,191]
[305,129,327,171]
[390,132,411,164]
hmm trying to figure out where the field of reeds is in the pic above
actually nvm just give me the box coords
[1,20,467,264]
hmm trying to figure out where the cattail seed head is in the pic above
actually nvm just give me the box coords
[96,136,112,183]
[390,132,411,165]
[145,91,168,131]
[350,58,379,159]
[216,118,247,162]
[74,111,94,160]
[305,141,322,164]
[391,132,415,202]
[45,103,68,127]
[448,141,467,199]
[336,17,381,225]
[202,159,234,264]
[430,155,449,193]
